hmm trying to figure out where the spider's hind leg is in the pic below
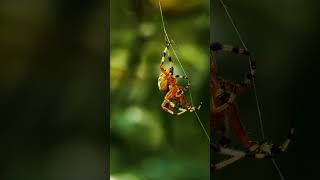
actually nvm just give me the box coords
[188,102,202,112]
[180,95,202,112]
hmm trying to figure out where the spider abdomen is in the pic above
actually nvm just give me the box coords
[158,73,169,93]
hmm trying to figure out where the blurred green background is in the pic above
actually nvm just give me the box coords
[110,0,210,179]
[212,0,319,179]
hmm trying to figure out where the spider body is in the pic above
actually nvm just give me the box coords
[158,71,169,93]
[159,42,201,115]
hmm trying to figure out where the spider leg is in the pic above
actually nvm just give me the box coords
[226,104,252,150]
[161,87,189,116]
[211,41,257,112]
[160,42,170,64]
[213,84,236,113]
[169,98,180,110]
[161,99,177,115]
[160,42,173,73]
[217,58,256,96]
[174,75,191,91]
[214,147,246,170]
[168,94,189,116]
[211,42,251,56]
[210,42,255,79]
[161,92,199,116]
[174,74,189,80]
[233,60,256,95]
[278,125,295,152]
[180,92,202,112]
[161,99,188,116]
[260,123,295,156]
[188,103,202,112]
[211,42,256,95]
[161,88,177,115]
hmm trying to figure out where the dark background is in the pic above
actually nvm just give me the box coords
[212,0,320,179]
[0,0,108,180]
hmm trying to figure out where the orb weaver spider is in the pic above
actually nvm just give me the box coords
[211,42,294,170]
[158,42,202,116]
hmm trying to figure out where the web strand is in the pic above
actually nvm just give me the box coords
[272,158,286,180]
[159,0,210,142]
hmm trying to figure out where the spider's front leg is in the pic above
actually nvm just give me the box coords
[158,42,174,93]
[160,41,172,70]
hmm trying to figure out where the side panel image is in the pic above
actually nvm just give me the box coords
[211,0,301,180]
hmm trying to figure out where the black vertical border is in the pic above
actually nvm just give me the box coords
[106,0,110,178]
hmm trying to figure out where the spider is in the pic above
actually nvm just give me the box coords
[210,42,295,170]
[158,42,202,115]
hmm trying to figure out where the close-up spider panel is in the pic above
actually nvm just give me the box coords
[211,0,319,180]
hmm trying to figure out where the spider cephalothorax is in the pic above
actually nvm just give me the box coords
[158,42,201,115]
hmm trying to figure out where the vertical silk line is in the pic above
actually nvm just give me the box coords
[217,0,285,180]
[158,0,210,142]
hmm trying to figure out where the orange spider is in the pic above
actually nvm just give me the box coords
[158,42,201,115]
